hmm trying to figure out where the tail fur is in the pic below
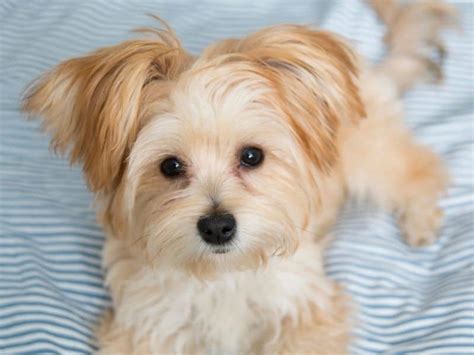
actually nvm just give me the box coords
[369,0,458,94]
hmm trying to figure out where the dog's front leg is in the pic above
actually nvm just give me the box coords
[96,310,150,355]
[273,284,351,355]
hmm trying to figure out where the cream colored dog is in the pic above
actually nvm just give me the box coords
[23,0,456,353]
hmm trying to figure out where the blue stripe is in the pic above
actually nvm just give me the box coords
[0,321,92,342]
[0,297,104,318]
[0,282,110,300]
[0,302,99,321]
[1,337,94,354]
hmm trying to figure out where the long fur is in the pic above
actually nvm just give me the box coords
[23,1,455,353]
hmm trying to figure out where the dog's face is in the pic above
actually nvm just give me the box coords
[23,24,364,276]
[124,61,315,275]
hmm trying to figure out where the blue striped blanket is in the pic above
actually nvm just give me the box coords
[1,0,472,353]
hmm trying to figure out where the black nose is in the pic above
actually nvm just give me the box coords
[197,213,236,245]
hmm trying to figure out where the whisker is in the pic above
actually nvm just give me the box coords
[150,233,186,265]
[129,234,146,248]
[232,240,246,256]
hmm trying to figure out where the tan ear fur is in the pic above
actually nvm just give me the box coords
[239,25,366,172]
[23,30,191,192]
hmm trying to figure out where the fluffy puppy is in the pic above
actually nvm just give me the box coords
[23,1,456,353]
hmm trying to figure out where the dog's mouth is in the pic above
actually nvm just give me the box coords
[212,247,231,254]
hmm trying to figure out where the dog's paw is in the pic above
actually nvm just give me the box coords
[400,204,444,247]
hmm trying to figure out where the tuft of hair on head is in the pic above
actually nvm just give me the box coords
[22,20,193,193]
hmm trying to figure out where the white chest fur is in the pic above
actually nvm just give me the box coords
[105,240,335,354]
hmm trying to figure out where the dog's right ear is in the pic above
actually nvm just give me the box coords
[22,28,191,192]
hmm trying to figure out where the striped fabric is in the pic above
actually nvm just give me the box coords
[0,0,472,353]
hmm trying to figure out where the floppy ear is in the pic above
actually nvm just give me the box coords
[23,29,191,192]
[239,25,365,172]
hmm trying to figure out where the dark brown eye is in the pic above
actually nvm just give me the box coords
[160,156,185,178]
[240,147,264,168]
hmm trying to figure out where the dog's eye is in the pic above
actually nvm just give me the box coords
[240,146,264,168]
[160,156,185,178]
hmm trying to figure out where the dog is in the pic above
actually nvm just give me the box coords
[22,0,456,353]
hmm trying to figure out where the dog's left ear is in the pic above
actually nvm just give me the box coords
[23,30,191,192]
[240,25,366,172]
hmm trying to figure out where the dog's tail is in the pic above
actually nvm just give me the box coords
[369,0,458,95]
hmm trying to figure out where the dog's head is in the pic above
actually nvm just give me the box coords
[23,23,364,277]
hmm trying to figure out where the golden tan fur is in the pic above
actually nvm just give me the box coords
[23,29,192,192]
[23,1,456,353]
